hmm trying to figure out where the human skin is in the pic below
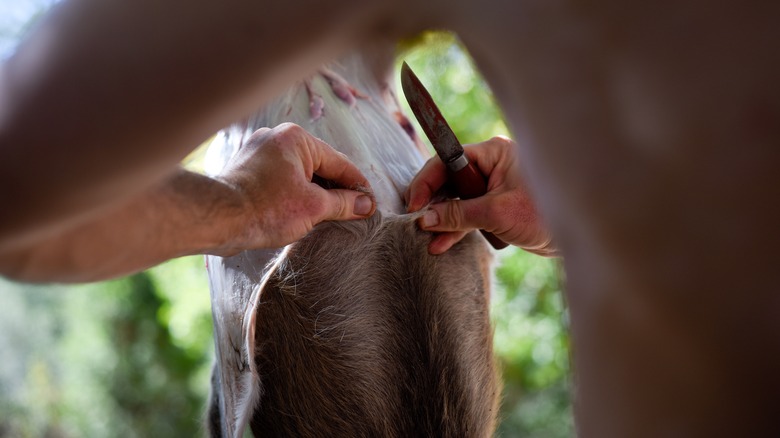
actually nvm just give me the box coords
[0,0,406,255]
[405,136,555,256]
[0,124,375,282]
[1,0,779,435]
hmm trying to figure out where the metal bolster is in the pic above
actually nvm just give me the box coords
[447,154,469,173]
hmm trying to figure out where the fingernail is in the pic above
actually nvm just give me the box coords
[354,195,372,216]
[422,209,439,228]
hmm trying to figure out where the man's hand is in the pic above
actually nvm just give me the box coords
[405,136,555,256]
[216,123,376,253]
[0,123,375,282]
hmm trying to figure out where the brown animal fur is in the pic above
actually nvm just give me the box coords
[241,212,499,437]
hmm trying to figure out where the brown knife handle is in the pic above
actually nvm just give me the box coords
[449,161,510,250]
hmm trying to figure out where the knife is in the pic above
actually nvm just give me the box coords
[401,62,508,250]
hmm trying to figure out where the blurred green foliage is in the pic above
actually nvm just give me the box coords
[400,33,573,438]
[0,4,572,435]
[0,258,214,437]
[397,32,510,147]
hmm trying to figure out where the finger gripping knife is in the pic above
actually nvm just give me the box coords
[401,62,508,249]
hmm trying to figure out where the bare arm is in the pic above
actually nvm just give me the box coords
[0,0,428,253]
[0,124,375,283]
[0,168,245,282]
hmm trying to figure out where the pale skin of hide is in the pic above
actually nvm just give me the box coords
[1,0,779,436]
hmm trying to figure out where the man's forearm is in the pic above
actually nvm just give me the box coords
[0,0,432,252]
[0,169,246,283]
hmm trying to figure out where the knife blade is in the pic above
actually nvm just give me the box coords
[401,62,508,250]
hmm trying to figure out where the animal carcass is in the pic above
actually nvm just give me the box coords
[204,46,499,437]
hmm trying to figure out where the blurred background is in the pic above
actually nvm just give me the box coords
[0,3,572,437]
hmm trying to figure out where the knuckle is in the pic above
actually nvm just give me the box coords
[443,201,464,230]
[242,128,272,152]
[274,123,305,144]
[248,127,272,142]
[334,149,348,160]
[426,155,444,169]
[276,122,302,135]
[337,193,350,218]
[328,191,348,219]
[312,190,348,221]
[491,135,516,150]
[325,146,347,164]
[417,156,442,175]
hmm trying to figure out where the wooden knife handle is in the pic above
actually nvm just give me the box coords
[449,161,510,250]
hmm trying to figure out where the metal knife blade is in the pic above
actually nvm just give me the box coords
[400,61,508,249]
[400,62,467,171]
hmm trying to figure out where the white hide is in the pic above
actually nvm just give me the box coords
[204,52,428,437]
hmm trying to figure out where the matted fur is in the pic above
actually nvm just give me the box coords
[245,212,499,437]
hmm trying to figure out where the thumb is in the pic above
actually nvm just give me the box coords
[318,188,376,222]
[418,197,495,233]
